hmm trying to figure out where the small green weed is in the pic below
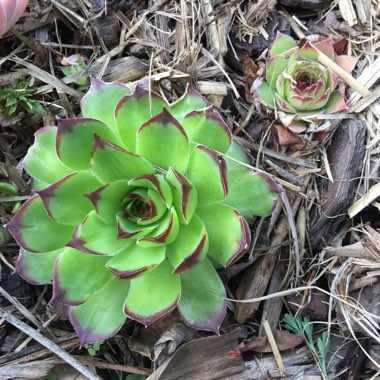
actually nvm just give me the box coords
[283,313,330,380]
[0,77,45,116]
[85,341,103,356]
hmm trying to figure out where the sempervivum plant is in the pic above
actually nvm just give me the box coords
[7,79,281,345]
[257,33,357,132]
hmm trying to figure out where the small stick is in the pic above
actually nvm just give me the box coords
[316,50,370,97]
[263,320,286,377]
[0,308,102,380]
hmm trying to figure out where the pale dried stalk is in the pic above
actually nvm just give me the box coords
[348,182,380,218]
[263,320,286,377]
[316,50,370,97]
[0,308,101,380]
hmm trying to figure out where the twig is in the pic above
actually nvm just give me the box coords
[0,308,102,380]
[263,320,286,377]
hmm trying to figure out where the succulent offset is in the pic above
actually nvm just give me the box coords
[257,33,356,132]
[7,79,281,345]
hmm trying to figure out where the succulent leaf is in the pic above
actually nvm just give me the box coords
[137,207,179,247]
[169,86,209,122]
[313,38,335,60]
[90,135,155,183]
[137,109,190,173]
[324,91,348,113]
[57,118,120,170]
[166,168,197,224]
[128,174,173,208]
[124,260,180,326]
[52,247,113,305]
[81,79,131,131]
[37,171,102,225]
[257,81,276,108]
[177,258,226,333]
[84,180,131,223]
[115,86,167,152]
[24,126,72,185]
[70,278,129,346]
[269,32,297,57]
[68,211,133,255]
[16,248,62,285]
[181,107,232,153]
[187,145,228,206]
[223,157,282,218]
[167,214,208,273]
[266,57,289,88]
[6,196,74,253]
[106,245,166,279]
[196,204,251,267]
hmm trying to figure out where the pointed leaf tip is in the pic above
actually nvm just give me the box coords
[269,32,297,57]
[137,108,190,173]
[69,278,129,345]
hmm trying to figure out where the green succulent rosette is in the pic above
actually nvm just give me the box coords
[7,79,282,345]
[257,33,355,131]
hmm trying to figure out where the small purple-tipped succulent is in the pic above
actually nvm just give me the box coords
[257,33,357,132]
[60,54,89,87]
[7,79,282,345]
[0,0,28,36]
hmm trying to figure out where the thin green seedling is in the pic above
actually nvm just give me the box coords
[0,77,45,116]
[283,313,330,380]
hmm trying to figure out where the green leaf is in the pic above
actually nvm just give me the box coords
[181,107,232,153]
[275,93,297,113]
[137,208,179,248]
[135,189,167,225]
[177,258,226,333]
[16,248,62,285]
[90,135,155,184]
[136,108,190,173]
[186,145,227,206]
[223,157,281,218]
[324,91,348,113]
[128,174,173,208]
[68,210,133,255]
[52,247,113,305]
[70,277,129,345]
[269,32,297,57]
[24,126,72,185]
[225,141,249,163]
[106,244,166,278]
[57,118,121,170]
[166,168,197,224]
[289,41,318,64]
[169,86,209,123]
[124,260,180,326]
[196,204,251,267]
[84,180,131,223]
[117,213,158,240]
[167,214,208,273]
[6,196,74,253]
[266,57,289,88]
[257,81,276,108]
[81,78,131,132]
[36,171,102,225]
[115,86,167,152]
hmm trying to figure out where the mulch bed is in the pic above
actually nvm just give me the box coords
[0,0,379,379]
